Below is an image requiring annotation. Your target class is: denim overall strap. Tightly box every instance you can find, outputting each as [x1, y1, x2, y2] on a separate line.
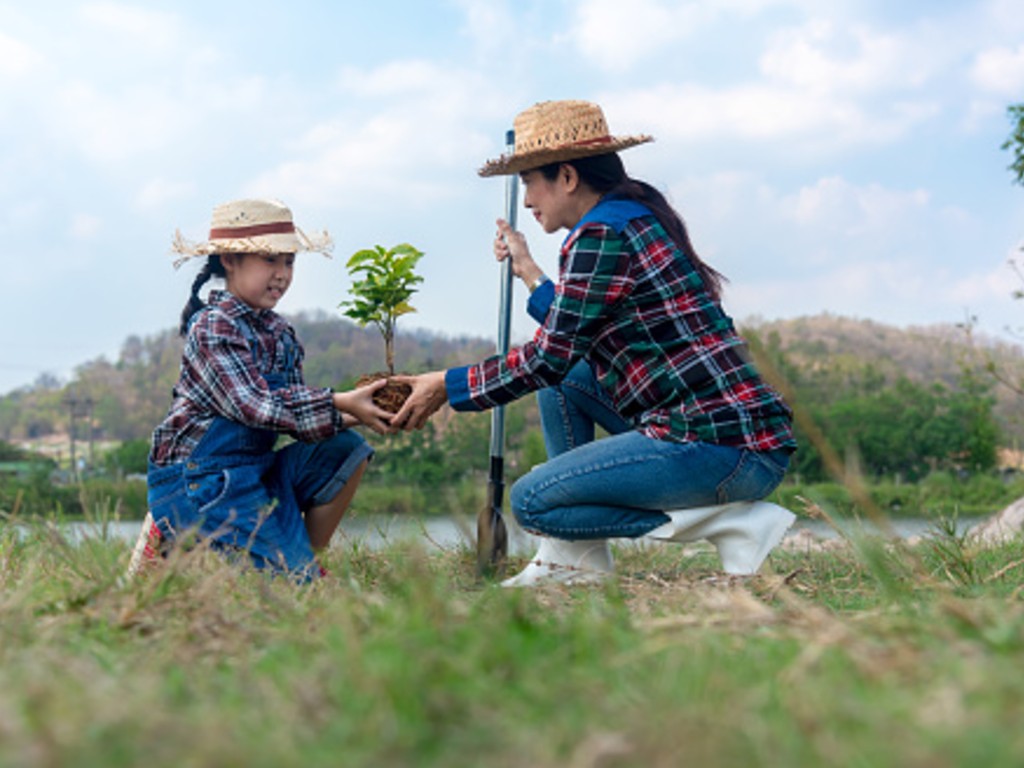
[195, 315, 280, 458]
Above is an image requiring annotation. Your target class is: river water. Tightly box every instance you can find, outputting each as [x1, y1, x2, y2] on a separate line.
[39, 513, 982, 555]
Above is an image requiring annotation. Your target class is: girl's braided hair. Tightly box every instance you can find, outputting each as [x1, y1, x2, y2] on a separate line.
[179, 255, 227, 336]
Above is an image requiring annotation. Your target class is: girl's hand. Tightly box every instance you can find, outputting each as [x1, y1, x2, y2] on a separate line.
[389, 371, 447, 431]
[333, 379, 394, 435]
[494, 218, 543, 287]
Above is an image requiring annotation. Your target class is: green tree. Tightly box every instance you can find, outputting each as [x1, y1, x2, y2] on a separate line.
[944, 370, 1000, 473]
[1002, 102, 1024, 311]
[822, 375, 999, 481]
[103, 438, 151, 477]
[1003, 102, 1024, 186]
[0, 440, 29, 461]
[339, 243, 424, 375]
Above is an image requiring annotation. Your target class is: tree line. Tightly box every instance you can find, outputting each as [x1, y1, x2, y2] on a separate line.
[0, 310, 1015, 488]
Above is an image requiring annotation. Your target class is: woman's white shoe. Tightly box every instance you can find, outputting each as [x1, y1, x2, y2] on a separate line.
[646, 501, 795, 575]
[500, 537, 614, 587]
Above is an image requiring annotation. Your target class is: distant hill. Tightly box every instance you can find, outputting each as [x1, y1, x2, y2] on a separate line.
[2, 312, 1022, 446]
[744, 314, 994, 383]
[741, 313, 1024, 441]
[0, 311, 495, 446]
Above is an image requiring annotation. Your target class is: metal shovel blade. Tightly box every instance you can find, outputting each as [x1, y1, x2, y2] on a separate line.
[476, 495, 508, 577]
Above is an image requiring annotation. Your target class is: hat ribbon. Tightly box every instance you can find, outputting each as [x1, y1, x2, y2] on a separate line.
[209, 221, 295, 239]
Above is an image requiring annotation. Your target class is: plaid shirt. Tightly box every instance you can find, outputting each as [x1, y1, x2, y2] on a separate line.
[150, 290, 344, 465]
[446, 197, 795, 452]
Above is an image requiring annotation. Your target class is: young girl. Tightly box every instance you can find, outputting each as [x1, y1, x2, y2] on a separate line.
[147, 198, 393, 580]
[394, 100, 797, 586]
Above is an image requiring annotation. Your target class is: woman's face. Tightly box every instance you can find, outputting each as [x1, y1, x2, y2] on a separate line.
[521, 168, 577, 233]
[222, 252, 295, 310]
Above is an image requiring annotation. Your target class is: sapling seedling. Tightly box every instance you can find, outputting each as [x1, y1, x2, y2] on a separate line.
[339, 243, 425, 412]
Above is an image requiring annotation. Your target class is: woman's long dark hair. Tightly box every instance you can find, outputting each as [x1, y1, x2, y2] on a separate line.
[536, 153, 725, 302]
[179, 254, 226, 336]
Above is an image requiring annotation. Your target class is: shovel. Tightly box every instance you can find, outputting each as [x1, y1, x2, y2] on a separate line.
[477, 128, 517, 577]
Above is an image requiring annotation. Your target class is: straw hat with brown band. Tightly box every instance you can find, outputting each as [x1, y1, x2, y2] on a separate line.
[478, 100, 653, 178]
[170, 198, 333, 268]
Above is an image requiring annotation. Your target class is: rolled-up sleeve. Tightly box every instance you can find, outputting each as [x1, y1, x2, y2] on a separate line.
[526, 279, 555, 324]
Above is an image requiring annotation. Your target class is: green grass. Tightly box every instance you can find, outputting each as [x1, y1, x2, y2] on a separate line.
[6, 471, 1024, 523]
[1, 514, 1024, 767]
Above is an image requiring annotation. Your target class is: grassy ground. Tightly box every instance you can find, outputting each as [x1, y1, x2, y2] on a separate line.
[1, 513, 1023, 767]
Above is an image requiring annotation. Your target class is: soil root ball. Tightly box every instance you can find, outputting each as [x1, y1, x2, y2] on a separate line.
[356, 373, 412, 414]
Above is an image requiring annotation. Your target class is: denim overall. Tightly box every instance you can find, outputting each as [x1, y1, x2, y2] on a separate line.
[147, 316, 371, 580]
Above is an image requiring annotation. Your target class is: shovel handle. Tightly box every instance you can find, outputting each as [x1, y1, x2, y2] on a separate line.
[479, 129, 518, 576]
[489, 129, 519, 460]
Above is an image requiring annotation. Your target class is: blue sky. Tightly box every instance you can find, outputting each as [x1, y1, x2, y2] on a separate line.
[1, 0, 1023, 395]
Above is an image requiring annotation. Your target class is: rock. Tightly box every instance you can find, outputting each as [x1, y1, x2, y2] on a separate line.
[778, 528, 847, 554]
[967, 496, 1024, 546]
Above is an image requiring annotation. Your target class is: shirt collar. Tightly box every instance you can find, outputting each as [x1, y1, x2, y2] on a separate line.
[208, 289, 283, 331]
[562, 193, 654, 247]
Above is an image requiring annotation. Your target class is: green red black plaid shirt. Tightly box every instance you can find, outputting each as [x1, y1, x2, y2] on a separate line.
[445, 196, 796, 452]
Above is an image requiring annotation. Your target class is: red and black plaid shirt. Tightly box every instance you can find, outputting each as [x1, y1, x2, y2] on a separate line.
[150, 290, 344, 465]
[445, 197, 795, 452]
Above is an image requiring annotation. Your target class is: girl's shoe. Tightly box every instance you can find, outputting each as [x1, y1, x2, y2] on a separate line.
[646, 501, 795, 574]
[500, 536, 614, 587]
[125, 512, 165, 580]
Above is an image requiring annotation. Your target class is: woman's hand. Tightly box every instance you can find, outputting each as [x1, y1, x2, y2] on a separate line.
[390, 371, 448, 431]
[494, 218, 544, 287]
[333, 379, 394, 435]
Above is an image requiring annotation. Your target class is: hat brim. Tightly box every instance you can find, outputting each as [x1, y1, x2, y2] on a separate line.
[171, 227, 333, 268]
[478, 134, 653, 177]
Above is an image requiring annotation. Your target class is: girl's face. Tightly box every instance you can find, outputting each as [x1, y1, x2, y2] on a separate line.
[521, 168, 577, 233]
[222, 252, 295, 310]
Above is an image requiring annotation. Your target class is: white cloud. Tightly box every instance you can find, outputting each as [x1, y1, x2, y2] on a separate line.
[7, 199, 44, 227]
[0, 30, 42, 78]
[961, 99, 1004, 132]
[760, 21, 932, 93]
[71, 213, 101, 240]
[52, 81, 197, 163]
[714, 0, 815, 14]
[665, 170, 981, 327]
[137, 178, 195, 209]
[250, 61, 503, 209]
[48, 70, 271, 165]
[984, 0, 1024, 38]
[571, 0, 698, 72]
[971, 44, 1024, 95]
[11, 5, 264, 167]
[727, 256, 977, 330]
[782, 176, 931, 235]
[249, 114, 456, 208]
[948, 256, 1021, 306]
[602, 83, 936, 149]
[79, 3, 182, 53]
[337, 60, 451, 98]
[451, 0, 520, 55]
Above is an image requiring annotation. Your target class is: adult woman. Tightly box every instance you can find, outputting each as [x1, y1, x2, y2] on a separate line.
[393, 100, 797, 586]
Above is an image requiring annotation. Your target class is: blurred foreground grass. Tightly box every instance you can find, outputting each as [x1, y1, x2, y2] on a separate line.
[1, 514, 1023, 767]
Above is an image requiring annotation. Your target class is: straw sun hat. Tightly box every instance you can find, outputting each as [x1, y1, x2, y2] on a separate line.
[171, 198, 333, 268]
[478, 100, 653, 177]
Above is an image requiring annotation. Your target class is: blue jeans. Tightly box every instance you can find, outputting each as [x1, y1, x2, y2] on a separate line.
[510, 361, 790, 540]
